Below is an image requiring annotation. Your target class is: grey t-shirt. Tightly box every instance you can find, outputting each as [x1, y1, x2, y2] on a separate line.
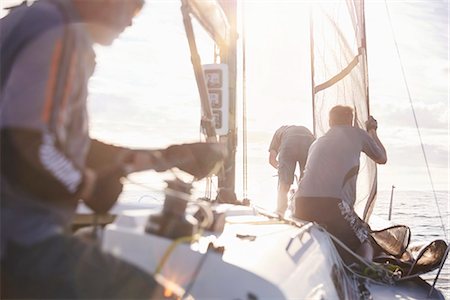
[268, 125, 314, 154]
[297, 125, 384, 206]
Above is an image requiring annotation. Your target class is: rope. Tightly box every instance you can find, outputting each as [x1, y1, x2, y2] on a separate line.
[308, 224, 363, 297]
[182, 244, 211, 298]
[154, 234, 201, 275]
[383, 1, 448, 242]
[125, 175, 216, 203]
[197, 121, 214, 200]
[322, 226, 399, 285]
[241, 0, 248, 201]
[226, 219, 287, 225]
[123, 177, 163, 193]
[204, 177, 212, 200]
[250, 209, 395, 286]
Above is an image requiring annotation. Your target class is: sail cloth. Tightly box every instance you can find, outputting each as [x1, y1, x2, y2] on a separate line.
[310, 0, 377, 221]
[183, 0, 231, 49]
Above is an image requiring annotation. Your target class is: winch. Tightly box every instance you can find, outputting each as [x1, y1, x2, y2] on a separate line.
[145, 178, 198, 239]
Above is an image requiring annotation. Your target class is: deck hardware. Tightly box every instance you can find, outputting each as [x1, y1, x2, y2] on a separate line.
[428, 244, 450, 297]
[285, 222, 314, 252]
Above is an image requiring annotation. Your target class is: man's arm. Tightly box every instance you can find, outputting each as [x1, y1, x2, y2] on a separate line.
[367, 129, 387, 164]
[0, 23, 94, 204]
[0, 128, 88, 201]
[364, 117, 387, 165]
[268, 126, 286, 169]
[269, 150, 279, 169]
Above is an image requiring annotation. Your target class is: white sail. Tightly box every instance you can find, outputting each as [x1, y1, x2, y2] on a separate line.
[310, 0, 377, 221]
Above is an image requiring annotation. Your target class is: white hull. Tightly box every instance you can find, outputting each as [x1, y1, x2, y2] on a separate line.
[101, 204, 444, 299]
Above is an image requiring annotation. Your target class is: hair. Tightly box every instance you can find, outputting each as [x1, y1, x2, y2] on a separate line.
[329, 105, 353, 126]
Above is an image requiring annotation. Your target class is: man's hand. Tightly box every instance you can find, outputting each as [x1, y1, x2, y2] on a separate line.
[365, 116, 387, 165]
[152, 142, 226, 179]
[80, 142, 226, 213]
[119, 150, 156, 174]
[365, 116, 378, 131]
[115, 142, 227, 179]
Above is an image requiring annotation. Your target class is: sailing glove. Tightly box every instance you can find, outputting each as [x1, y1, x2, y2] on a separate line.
[152, 142, 226, 180]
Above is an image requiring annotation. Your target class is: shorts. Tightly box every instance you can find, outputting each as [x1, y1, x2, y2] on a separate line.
[278, 140, 311, 185]
[294, 196, 369, 252]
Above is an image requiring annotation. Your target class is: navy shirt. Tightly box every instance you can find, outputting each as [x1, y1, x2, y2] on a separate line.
[0, 0, 95, 257]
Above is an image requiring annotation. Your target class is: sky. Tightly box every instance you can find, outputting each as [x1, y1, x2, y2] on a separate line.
[1, 0, 448, 204]
[363, 1, 448, 192]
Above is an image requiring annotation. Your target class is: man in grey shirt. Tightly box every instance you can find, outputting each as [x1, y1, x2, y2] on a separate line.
[269, 125, 315, 215]
[294, 105, 387, 262]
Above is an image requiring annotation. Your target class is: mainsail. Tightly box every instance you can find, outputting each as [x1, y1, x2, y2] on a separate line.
[310, 0, 377, 221]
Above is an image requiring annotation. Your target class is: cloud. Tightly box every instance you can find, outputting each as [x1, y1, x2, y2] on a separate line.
[373, 101, 448, 130]
[385, 143, 448, 168]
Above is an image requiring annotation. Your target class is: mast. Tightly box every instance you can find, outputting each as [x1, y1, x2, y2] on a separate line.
[361, 0, 371, 116]
[180, 0, 237, 195]
[359, 0, 378, 221]
[217, 0, 238, 193]
[181, 1, 218, 141]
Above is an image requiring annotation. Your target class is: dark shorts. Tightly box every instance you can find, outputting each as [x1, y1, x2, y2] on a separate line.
[294, 196, 369, 252]
[1, 234, 161, 299]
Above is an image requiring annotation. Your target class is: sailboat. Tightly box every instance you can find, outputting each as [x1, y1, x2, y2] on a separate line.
[88, 0, 449, 298]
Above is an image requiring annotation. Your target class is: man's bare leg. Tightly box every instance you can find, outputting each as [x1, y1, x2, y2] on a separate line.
[277, 182, 290, 216]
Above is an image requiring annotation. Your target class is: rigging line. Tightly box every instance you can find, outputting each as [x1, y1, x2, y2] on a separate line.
[241, 0, 248, 200]
[203, 177, 210, 199]
[123, 177, 162, 193]
[154, 234, 201, 275]
[309, 3, 317, 137]
[323, 227, 398, 285]
[182, 244, 210, 298]
[384, 1, 448, 242]
[359, 0, 371, 117]
[361, 0, 379, 222]
[198, 118, 213, 199]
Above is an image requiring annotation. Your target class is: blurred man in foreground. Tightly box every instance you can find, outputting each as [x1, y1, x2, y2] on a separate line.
[0, 0, 224, 298]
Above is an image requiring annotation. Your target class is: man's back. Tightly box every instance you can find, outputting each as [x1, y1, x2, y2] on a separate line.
[298, 125, 384, 205]
[269, 125, 314, 153]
